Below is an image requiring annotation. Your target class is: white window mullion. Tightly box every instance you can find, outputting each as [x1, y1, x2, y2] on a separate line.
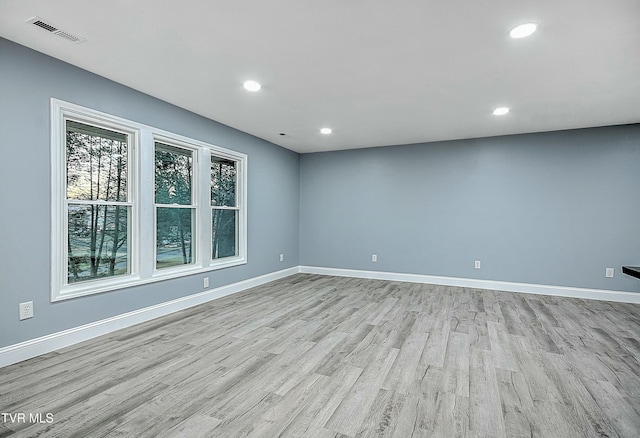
[137, 129, 155, 279]
[239, 154, 248, 262]
[193, 149, 200, 268]
[199, 148, 213, 267]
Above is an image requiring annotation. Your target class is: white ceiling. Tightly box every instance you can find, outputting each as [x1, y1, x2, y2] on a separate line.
[1, 0, 639, 153]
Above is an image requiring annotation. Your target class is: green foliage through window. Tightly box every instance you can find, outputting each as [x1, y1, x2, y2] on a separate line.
[156, 207, 193, 269]
[211, 157, 236, 206]
[54, 101, 248, 300]
[155, 143, 192, 205]
[68, 205, 129, 282]
[155, 143, 195, 269]
[213, 209, 237, 259]
[65, 120, 130, 283]
[211, 156, 238, 259]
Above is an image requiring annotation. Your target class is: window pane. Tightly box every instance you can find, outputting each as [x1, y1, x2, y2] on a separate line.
[68, 204, 129, 283]
[156, 207, 194, 269]
[212, 209, 237, 259]
[211, 157, 236, 207]
[155, 143, 193, 205]
[66, 121, 128, 202]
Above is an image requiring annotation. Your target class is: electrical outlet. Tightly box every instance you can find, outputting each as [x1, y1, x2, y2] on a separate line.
[475, 260, 481, 269]
[19, 301, 33, 320]
[203, 277, 209, 288]
[280, 253, 284, 262]
[372, 254, 377, 263]
[605, 268, 614, 278]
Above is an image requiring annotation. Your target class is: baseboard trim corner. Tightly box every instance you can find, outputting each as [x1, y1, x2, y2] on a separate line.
[299, 265, 640, 304]
[0, 267, 299, 369]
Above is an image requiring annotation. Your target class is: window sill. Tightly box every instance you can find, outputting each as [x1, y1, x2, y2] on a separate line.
[52, 258, 247, 302]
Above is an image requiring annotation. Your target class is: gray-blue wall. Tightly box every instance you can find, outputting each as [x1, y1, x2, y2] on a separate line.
[300, 126, 640, 293]
[0, 38, 300, 348]
[2, 36, 639, 350]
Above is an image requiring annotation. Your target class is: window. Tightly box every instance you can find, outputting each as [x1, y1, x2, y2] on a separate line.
[52, 99, 247, 301]
[211, 156, 238, 259]
[52, 102, 140, 301]
[210, 151, 247, 269]
[66, 121, 132, 283]
[155, 142, 196, 270]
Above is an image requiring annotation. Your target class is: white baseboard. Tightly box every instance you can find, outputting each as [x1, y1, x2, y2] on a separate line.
[0, 267, 299, 369]
[3, 265, 639, 369]
[299, 266, 640, 304]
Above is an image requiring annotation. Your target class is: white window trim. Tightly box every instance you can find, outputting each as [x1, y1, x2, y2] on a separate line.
[51, 99, 247, 302]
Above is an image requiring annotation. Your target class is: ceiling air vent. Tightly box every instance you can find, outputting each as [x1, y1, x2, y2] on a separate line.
[26, 16, 86, 44]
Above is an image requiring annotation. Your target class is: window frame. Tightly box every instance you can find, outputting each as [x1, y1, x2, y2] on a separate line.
[209, 149, 247, 270]
[51, 99, 247, 302]
[51, 100, 141, 301]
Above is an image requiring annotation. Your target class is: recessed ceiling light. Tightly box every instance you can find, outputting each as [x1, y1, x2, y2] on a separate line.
[320, 128, 332, 135]
[243, 80, 261, 92]
[510, 22, 538, 39]
[493, 107, 510, 116]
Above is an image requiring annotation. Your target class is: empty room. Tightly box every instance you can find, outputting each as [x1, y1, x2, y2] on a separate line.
[1, 1, 639, 437]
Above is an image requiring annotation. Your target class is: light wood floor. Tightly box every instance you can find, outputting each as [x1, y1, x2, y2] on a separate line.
[1, 274, 639, 437]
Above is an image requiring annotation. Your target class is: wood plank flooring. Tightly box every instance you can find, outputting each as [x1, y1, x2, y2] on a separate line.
[1, 274, 639, 437]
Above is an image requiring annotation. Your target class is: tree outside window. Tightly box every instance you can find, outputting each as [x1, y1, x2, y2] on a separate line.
[155, 143, 195, 269]
[211, 156, 238, 259]
[53, 100, 247, 301]
[65, 121, 130, 283]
